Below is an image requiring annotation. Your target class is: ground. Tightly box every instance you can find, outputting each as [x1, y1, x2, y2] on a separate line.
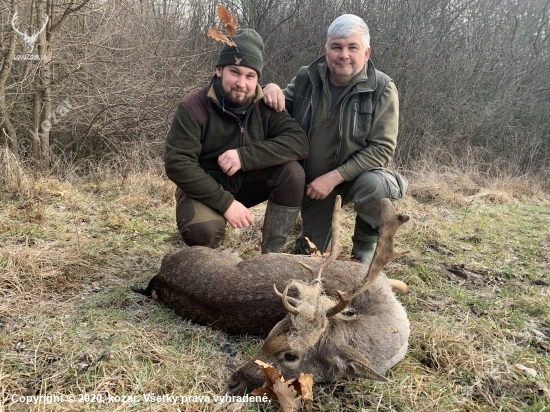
[0, 158, 549, 411]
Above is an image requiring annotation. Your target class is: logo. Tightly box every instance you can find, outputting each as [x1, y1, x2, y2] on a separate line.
[11, 11, 49, 54]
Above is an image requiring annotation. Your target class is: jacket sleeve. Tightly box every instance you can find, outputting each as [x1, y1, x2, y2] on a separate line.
[164, 102, 234, 214]
[337, 81, 399, 181]
[236, 105, 309, 171]
[282, 76, 297, 115]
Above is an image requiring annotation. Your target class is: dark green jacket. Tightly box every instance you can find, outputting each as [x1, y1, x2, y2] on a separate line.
[165, 78, 309, 214]
[283, 57, 398, 182]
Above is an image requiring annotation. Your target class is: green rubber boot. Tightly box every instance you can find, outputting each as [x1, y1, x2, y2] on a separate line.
[351, 216, 378, 265]
[261, 202, 300, 254]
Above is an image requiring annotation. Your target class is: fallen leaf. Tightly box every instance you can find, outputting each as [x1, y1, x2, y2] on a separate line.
[251, 386, 276, 399]
[255, 360, 282, 387]
[253, 362, 314, 411]
[273, 378, 300, 412]
[296, 373, 314, 401]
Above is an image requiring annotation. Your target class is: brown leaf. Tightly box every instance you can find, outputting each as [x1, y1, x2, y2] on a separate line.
[251, 386, 276, 399]
[297, 373, 314, 401]
[207, 27, 237, 47]
[217, 5, 239, 36]
[255, 360, 282, 387]
[273, 378, 300, 412]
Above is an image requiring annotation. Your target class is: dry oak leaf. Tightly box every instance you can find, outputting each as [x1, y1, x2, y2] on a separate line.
[207, 27, 237, 47]
[253, 360, 314, 411]
[293, 373, 313, 402]
[273, 378, 300, 412]
[217, 5, 238, 36]
[255, 360, 283, 386]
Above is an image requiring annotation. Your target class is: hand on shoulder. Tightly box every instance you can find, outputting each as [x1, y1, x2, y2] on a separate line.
[262, 83, 286, 112]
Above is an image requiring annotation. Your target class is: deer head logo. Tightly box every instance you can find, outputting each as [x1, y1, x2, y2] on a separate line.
[11, 12, 49, 54]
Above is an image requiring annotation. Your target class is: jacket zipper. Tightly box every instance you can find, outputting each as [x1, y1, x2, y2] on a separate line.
[332, 90, 363, 170]
[211, 97, 256, 195]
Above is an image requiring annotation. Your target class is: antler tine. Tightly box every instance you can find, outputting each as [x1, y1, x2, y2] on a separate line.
[273, 284, 300, 316]
[272, 284, 299, 307]
[315, 195, 343, 285]
[326, 198, 410, 317]
[11, 12, 27, 37]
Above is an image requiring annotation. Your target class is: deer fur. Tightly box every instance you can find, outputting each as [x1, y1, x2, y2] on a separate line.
[134, 248, 392, 334]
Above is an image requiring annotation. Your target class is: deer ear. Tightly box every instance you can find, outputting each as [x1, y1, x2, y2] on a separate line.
[336, 343, 388, 382]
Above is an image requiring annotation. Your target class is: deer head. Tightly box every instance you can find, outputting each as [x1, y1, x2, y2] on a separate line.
[228, 196, 410, 395]
[11, 12, 49, 54]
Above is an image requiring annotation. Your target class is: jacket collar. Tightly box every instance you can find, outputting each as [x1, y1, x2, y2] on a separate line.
[309, 56, 377, 93]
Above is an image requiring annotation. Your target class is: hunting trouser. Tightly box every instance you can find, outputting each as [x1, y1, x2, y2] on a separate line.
[297, 168, 408, 253]
[175, 161, 304, 247]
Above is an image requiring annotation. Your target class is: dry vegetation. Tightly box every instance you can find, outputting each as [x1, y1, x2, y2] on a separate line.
[1, 148, 549, 412]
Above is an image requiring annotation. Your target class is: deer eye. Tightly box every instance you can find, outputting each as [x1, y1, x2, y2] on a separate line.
[284, 353, 298, 362]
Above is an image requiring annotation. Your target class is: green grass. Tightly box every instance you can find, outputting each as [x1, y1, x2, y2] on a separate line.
[0, 168, 549, 411]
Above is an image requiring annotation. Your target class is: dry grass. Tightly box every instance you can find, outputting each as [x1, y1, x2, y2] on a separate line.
[1, 153, 549, 411]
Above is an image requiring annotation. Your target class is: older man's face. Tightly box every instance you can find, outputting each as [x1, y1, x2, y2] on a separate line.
[325, 32, 371, 86]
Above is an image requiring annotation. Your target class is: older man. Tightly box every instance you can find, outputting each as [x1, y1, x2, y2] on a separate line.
[263, 14, 407, 264]
[165, 29, 309, 253]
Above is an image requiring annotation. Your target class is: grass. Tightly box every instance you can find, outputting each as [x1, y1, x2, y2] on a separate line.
[0, 149, 549, 411]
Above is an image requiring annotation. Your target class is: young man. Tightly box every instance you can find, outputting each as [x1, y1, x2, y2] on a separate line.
[263, 14, 408, 264]
[165, 29, 309, 253]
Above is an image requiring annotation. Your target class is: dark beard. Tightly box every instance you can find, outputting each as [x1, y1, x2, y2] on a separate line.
[223, 88, 254, 108]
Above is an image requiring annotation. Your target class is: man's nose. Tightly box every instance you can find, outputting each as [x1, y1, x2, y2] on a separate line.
[339, 48, 350, 59]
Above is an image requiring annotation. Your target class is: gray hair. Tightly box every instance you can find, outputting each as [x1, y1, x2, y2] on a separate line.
[326, 14, 370, 49]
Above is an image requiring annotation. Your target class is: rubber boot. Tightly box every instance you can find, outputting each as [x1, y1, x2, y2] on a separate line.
[351, 216, 378, 265]
[261, 202, 300, 254]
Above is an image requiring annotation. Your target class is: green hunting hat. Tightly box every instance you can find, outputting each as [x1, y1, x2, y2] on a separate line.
[216, 29, 264, 77]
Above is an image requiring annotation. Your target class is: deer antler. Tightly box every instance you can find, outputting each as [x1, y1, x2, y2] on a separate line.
[11, 12, 27, 38]
[326, 199, 410, 317]
[274, 196, 343, 315]
[272, 284, 299, 315]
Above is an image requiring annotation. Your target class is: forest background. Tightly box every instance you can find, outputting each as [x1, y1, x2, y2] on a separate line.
[0, 0, 549, 182]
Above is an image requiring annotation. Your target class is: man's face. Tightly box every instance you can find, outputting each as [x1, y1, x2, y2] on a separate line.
[215, 65, 258, 107]
[325, 32, 371, 86]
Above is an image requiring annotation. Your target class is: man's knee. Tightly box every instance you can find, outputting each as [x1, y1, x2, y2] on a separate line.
[353, 168, 407, 201]
[350, 169, 408, 228]
[269, 161, 305, 207]
[180, 220, 226, 248]
[175, 192, 226, 247]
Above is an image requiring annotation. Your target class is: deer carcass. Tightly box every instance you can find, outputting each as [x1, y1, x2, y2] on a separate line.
[227, 197, 410, 394]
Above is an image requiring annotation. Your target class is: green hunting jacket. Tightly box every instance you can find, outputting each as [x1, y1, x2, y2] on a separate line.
[283, 56, 398, 183]
[165, 78, 309, 215]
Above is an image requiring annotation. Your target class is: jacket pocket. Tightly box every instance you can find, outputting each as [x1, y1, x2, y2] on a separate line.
[351, 100, 373, 141]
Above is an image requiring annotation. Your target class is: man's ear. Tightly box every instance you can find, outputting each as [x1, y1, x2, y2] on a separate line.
[335, 343, 388, 382]
[364, 47, 371, 62]
[215, 66, 223, 77]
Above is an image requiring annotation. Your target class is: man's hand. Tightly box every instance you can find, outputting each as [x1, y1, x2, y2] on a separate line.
[306, 169, 345, 200]
[263, 83, 286, 112]
[223, 200, 254, 229]
[218, 149, 242, 176]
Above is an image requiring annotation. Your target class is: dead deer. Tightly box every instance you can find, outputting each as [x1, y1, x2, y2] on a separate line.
[227, 196, 410, 394]
[133, 208, 407, 335]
